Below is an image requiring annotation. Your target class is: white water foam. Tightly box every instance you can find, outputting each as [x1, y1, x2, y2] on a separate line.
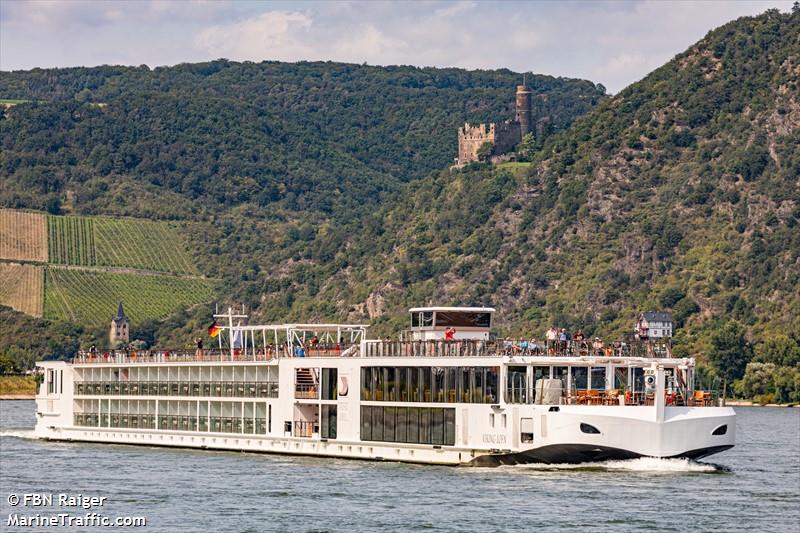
[0, 429, 38, 440]
[512, 457, 721, 473]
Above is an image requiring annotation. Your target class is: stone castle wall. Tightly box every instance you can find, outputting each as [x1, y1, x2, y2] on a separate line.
[457, 121, 521, 165]
[456, 83, 532, 166]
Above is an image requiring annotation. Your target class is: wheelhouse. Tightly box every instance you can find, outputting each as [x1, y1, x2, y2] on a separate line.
[407, 307, 495, 341]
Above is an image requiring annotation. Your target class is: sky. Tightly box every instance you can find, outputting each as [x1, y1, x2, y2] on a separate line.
[0, 0, 793, 93]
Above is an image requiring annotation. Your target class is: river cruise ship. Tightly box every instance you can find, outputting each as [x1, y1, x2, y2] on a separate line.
[35, 307, 735, 465]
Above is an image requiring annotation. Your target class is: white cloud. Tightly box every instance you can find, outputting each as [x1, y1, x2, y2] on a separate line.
[194, 11, 314, 62]
[331, 24, 408, 63]
[2, 0, 795, 91]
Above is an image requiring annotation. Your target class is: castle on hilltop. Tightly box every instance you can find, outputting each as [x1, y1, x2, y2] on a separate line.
[456, 81, 536, 166]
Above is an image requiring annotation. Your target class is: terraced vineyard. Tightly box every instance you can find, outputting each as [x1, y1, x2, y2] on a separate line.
[44, 267, 216, 325]
[93, 217, 198, 274]
[47, 214, 198, 274]
[0, 263, 44, 317]
[47, 215, 96, 265]
[0, 209, 47, 262]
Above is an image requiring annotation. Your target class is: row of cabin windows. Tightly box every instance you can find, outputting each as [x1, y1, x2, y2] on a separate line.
[361, 366, 499, 403]
[75, 381, 279, 398]
[361, 406, 455, 446]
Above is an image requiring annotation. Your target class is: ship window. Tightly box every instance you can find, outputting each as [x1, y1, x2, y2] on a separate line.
[268, 405, 272, 433]
[395, 407, 408, 443]
[47, 370, 54, 394]
[322, 368, 337, 400]
[361, 366, 499, 404]
[712, 424, 727, 436]
[359, 406, 456, 446]
[321, 405, 337, 439]
[434, 312, 491, 328]
[580, 423, 601, 434]
[590, 367, 607, 391]
[572, 367, 588, 390]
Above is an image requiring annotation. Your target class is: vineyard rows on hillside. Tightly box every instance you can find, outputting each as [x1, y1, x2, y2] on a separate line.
[0, 209, 47, 262]
[47, 215, 96, 265]
[93, 217, 198, 274]
[44, 267, 215, 325]
[0, 263, 44, 317]
[44, 213, 199, 274]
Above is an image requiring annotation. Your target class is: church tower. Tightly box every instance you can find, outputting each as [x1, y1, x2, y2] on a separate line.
[110, 302, 129, 346]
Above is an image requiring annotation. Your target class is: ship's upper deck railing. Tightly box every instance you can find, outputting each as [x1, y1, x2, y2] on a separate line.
[360, 339, 671, 358]
[73, 339, 671, 364]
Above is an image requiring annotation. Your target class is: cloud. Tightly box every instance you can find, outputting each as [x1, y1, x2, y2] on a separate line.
[194, 11, 314, 62]
[2, 0, 795, 91]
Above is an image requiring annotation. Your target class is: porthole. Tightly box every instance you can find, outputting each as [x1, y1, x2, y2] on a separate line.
[712, 424, 727, 435]
[580, 423, 601, 434]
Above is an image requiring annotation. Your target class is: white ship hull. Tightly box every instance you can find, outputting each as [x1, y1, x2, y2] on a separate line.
[34, 349, 735, 466]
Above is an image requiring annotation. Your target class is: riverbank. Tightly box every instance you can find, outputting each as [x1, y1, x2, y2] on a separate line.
[726, 400, 799, 407]
[0, 376, 36, 399]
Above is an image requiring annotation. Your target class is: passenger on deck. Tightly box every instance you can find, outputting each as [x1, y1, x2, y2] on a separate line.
[558, 329, 569, 353]
[592, 337, 603, 355]
[294, 343, 306, 358]
[444, 327, 455, 341]
[545, 327, 557, 353]
[503, 338, 513, 353]
[519, 338, 528, 354]
[195, 338, 203, 360]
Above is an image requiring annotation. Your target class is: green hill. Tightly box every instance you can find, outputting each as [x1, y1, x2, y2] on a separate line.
[0, 9, 798, 401]
[0, 62, 604, 221]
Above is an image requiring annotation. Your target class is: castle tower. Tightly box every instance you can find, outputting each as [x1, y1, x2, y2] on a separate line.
[109, 301, 129, 346]
[515, 80, 532, 138]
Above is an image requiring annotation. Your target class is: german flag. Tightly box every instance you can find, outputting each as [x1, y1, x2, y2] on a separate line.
[207, 320, 221, 338]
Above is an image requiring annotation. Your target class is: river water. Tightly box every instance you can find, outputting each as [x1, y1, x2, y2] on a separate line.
[1, 401, 798, 532]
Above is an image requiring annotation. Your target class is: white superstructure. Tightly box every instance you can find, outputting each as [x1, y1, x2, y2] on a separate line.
[35, 308, 734, 465]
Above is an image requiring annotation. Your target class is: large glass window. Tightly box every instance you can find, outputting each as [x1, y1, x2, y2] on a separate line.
[361, 406, 454, 446]
[434, 312, 491, 328]
[590, 367, 607, 390]
[322, 368, 338, 400]
[361, 366, 500, 403]
[572, 367, 588, 390]
[412, 312, 434, 328]
[321, 405, 337, 439]
[613, 367, 628, 391]
[506, 366, 527, 404]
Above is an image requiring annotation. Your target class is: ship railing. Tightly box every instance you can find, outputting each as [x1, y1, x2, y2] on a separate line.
[505, 387, 723, 407]
[72, 339, 672, 362]
[359, 339, 672, 358]
[294, 384, 319, 400]
[293, 421, 316, 438]
[73, 349, 280, 364]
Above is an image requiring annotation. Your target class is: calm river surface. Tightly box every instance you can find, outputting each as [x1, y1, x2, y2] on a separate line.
[1, 401, 798, 532]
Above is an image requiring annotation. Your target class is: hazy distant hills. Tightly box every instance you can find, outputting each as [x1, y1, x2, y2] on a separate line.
[0, 9, 798, 380]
